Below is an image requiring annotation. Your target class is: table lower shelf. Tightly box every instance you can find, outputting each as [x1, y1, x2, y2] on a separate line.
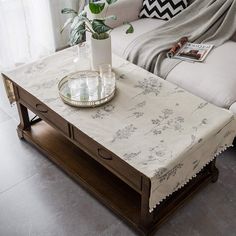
[20, 121, 142, 231]
[18, 120, 219, 236]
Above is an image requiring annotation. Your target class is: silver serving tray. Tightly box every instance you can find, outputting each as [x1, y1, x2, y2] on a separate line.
[58, 71, 116, 108]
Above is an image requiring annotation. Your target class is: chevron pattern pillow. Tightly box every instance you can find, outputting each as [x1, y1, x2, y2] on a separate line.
[139, 0, 188, 20]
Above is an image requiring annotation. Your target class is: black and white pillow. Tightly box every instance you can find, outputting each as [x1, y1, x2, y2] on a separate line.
[139, 0, 188, 20]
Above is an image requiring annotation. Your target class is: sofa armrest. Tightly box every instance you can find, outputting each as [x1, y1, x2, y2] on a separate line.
[85, 0, 143, 28]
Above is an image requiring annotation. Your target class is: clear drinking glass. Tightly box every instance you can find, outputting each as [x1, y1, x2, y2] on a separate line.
[102, 71, 116, 93]
[99, 64, 115, 91]
[73, 43, 91, 71]
[99, 64, 112, 77]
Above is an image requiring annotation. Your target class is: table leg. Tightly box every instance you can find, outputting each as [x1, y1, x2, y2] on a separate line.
[209, 159, 219, 183]
[13, 84, 31, 139]
[140, 177, 154, 235]
[16, 102, 31, 139]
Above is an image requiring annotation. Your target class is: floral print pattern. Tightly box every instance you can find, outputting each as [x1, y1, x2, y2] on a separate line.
[112, 124, 137, 143]
[129, 101, 146, 111]
[155, 163, 184, 183]
[127, 111, 144, 119]
[147, 109, 185, 135]
[148, 145, 171, 163]
[134, 77, 163, 97]
[123, 151, 141, 161]
[92, 104, 115, 119]
[5, 45, 236, 213]
[25, 61, 46, 74]
[192, 160, 200, 170]
[116, 74, 126, 81]
[193, 102, 209, 113]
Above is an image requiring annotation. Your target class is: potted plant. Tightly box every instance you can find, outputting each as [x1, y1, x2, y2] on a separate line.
[61, 0, 133, 70]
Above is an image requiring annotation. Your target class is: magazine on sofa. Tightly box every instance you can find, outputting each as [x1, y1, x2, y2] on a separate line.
[167, 37, 214, 62]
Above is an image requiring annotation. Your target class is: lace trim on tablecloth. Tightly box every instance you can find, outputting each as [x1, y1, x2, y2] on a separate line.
[149, 144, 233, 213]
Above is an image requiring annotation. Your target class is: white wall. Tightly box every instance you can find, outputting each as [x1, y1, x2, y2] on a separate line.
[49, 0, 80, 50]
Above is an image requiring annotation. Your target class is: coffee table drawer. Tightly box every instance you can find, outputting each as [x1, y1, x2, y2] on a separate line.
[18, 87, 69, 136]
[73, 127, 142, 192]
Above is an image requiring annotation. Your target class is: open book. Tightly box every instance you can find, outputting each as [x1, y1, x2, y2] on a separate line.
[167, 37, 214, 62]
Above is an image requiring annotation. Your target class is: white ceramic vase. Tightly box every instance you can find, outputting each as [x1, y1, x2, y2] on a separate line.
[91, 36, 112, 71]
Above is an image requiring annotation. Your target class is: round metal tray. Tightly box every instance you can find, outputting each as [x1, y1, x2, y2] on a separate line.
[58, 71, 116, 108]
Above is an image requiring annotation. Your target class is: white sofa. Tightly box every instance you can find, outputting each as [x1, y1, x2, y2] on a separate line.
[102, 0, 236, 113]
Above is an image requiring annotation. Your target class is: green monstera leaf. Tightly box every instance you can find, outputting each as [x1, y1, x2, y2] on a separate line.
[61, 8, 78, 15]
[70, 23, 86, 45]
[124, 22, 134, 34]
[92, 32, 109, 40]
[92, 19, 111, 34]
[61, 0, 134, 45]
[106, 0, 118, 5]
[60, 17, 73, 33]
[89, 2, 105, 14]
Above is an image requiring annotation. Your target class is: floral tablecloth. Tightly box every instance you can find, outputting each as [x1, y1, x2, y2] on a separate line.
[3, 46, 236, 212]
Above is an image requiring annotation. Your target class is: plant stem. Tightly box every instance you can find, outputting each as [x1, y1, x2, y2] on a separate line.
[86, 26, 93, 33]
[85, 21, 95, 34]
[105, 3, 109, 18]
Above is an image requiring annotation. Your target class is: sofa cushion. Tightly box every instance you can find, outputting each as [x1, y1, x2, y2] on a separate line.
[167, 41, 236, 109]
[85, 0, 143, 29]
[111, 18, 165, 57]
[139, 0, 188, 20]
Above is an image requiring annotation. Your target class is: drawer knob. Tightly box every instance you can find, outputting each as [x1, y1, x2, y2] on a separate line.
[98, 148, 113, 160]
[35, 103, 48, 113]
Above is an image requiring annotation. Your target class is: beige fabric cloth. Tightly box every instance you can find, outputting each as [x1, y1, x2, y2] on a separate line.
[3, 46, 236, 211]
[2, 75, 15, 104]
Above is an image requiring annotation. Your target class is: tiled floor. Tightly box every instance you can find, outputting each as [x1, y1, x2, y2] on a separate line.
[0, 78, 236, 236]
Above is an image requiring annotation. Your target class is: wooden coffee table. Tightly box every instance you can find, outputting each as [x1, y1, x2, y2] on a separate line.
[2, 47, 236, 235]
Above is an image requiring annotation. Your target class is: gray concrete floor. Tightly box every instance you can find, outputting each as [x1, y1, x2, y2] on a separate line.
[0, 78, 236, 236]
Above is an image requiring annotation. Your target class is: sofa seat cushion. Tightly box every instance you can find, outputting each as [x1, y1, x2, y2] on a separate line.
[111, 18, 165, 57]
[166, 41, 236, 109]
